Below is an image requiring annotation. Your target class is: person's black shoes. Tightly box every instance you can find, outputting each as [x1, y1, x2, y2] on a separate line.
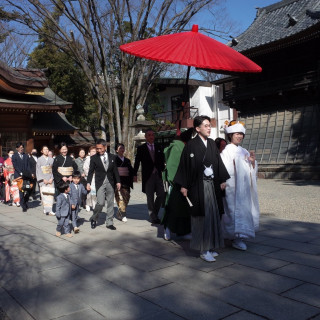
[22, 207, 27, 212]
[106, 225, 116, 230]
[91, 220, 97, 229]
[151, 218, 161, 224]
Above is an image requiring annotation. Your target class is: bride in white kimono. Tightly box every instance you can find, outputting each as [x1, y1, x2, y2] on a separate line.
[221, 121, 260, 251]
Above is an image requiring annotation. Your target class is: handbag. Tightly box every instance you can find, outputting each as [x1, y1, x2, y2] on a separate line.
[14, 177, 33, 192]
[42, 184, 55, 196]
[22, 180, 33, 192]
[13, 177, 23, 191]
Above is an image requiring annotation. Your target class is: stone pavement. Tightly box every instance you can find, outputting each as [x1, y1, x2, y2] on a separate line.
[0, 181, 320, 320]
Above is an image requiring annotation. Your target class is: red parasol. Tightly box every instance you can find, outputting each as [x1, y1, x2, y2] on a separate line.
[120, 25, 262, 133]
[120, 24, 262, 75]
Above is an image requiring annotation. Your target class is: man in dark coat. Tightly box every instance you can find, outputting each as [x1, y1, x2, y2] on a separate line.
[12, 142, 33, 212]
[29, 148, 38, 201]
[133, 129, 165, 224]
[87, 139, 121, 230]
[174, 116, 230, 262]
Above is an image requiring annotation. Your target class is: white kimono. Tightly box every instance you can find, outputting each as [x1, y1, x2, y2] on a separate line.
[36, 155, 55, 213]
[221, 144, 260, 239]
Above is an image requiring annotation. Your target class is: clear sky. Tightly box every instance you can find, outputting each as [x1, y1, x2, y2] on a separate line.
[224, 0, 279, 33]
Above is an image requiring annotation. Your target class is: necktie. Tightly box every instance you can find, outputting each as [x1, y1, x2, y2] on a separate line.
[103, 155, 107, 165]
[20, 153, 23, 159]
[149, 144, 155, 162]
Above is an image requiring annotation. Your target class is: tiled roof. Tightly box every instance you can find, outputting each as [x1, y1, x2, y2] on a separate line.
[230, 0, 320, 53]
[32, 112, 77, 134]
[0, 88, 72, 111]
[53, 131, 102, 147]
[0, 60, 48, 93]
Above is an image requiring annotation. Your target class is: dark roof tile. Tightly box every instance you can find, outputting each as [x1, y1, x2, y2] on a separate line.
[231, 0, 320, 52]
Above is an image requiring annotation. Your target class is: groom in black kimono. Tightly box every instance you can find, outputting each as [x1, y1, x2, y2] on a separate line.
[174, 115, 230, 262]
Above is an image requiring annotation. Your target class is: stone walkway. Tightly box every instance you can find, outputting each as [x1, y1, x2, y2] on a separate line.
[0, 181, 320, 320]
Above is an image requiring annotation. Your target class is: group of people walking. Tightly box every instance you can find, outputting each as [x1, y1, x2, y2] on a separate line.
[0, 115, 259, 262]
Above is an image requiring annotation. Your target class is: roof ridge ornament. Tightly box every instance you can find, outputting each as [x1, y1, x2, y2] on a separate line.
[287, 13, 298, 26]
[229, 36, 239, 46]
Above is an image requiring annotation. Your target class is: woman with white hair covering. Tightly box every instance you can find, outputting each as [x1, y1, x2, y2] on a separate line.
[220, 120, 260, 251]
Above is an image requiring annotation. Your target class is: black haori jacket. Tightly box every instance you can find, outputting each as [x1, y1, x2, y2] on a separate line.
[174, 135, 230, 217]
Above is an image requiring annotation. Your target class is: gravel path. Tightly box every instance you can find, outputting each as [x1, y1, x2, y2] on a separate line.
[257, 179, 320, 223]
[130, 180, 320, 224]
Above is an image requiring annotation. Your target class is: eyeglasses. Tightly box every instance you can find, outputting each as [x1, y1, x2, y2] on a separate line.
[229, 120, 245, 127]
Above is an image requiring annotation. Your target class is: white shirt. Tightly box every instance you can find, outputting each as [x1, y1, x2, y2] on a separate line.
[199, 136, 207, 147]
[100, 152, 108, 166]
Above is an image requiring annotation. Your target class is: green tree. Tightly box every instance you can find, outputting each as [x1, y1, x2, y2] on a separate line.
[26, 3, 96, 131]
[28, 43, 97, 131]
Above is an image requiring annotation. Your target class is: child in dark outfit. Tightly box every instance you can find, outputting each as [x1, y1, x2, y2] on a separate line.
[69, 171, 87, 233]
[55, 181, 73, 238]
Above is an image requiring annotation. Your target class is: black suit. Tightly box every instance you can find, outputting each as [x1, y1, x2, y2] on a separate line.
[87, 153, 120, 191]
[133, 143, 165, 193]
[87, 152, 120, 226]
[12, 152, 31, 210]
[133, 143, 165, 221]
[29, 156, 37, 199]
[29, 156, 37, 176]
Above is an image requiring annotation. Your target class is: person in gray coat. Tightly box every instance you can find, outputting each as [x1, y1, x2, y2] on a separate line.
[55, 182, 73, 238]
[69, 171, 87, 233]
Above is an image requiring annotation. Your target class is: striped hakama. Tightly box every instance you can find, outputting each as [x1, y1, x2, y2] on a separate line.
[190, 179, 224, 252]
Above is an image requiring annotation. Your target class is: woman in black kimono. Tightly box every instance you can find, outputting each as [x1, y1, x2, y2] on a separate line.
[52, 142, 77, 190]
[174, 115, 230, 262]
[115, 143, 134, 222]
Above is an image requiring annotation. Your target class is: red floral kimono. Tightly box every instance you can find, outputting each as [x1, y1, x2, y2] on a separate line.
[3, 157, 20, 204]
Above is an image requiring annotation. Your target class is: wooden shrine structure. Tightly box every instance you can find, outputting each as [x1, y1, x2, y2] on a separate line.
[0, 61, 77, 156]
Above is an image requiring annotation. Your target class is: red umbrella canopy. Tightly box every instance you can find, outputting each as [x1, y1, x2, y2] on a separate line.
[120, 25, 262, 73]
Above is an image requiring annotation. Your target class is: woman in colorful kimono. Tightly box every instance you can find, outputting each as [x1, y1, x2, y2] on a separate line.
[0, 156, 5, 203]
[3, 150, 20, 206]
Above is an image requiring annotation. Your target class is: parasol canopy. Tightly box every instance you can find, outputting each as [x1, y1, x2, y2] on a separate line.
[120, 24, 262, 74]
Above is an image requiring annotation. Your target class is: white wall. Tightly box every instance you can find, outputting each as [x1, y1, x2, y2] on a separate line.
[190, 86, 214, 119]
[150, 82, 233, 140]
[190, 85, 233, 140]
[215, 85, 234, 140]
